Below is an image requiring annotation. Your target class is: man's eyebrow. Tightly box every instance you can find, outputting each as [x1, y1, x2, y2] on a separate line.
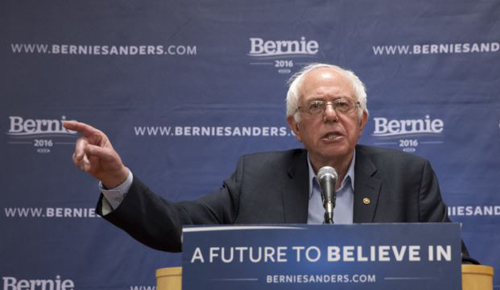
[305, 96, 350, 102]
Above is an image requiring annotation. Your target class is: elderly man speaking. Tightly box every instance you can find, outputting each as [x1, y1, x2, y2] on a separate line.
[64, 63, 472, 260]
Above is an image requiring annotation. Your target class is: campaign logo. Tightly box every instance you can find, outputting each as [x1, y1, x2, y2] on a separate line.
[6, 116, 77, 154]
[2, 275, 74, 290]
[248, 36, 320, 74]
[371, 115, 444, 152]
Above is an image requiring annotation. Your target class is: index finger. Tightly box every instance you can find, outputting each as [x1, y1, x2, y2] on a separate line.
[63, 121, 103, 138]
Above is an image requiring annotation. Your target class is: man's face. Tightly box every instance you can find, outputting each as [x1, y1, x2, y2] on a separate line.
[287, 68, 368, 169]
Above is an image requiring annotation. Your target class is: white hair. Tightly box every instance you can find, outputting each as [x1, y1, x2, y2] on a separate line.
[286, 63, 369, 122]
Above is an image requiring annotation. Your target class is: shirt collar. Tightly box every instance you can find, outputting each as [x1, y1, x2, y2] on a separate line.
[307, 149, 356, 199]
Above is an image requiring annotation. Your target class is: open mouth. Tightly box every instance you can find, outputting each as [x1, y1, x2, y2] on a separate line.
[322, 132, 343, 140]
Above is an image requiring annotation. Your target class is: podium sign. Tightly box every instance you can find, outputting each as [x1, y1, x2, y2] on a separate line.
[182, 223, 461, 290]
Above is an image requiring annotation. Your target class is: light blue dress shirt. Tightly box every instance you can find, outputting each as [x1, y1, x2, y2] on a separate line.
[307, 152, 355, 224]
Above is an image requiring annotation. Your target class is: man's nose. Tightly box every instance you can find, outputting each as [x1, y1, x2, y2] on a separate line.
[323, 103, 339, 122]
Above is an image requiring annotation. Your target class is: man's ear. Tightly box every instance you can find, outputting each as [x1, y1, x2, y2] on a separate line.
[358, 111, 368, 135]
[287, 115, 302, 142]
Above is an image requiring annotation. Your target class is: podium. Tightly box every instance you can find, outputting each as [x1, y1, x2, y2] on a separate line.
[156, 265, 494, 290]
[157, 224, 493, 290]
[156, 267, 182, 290]
[462, 265, 494, 290]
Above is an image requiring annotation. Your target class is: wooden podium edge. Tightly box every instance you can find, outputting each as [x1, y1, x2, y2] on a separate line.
[462, 265, 494, 276]
[156, 267, 182, 277]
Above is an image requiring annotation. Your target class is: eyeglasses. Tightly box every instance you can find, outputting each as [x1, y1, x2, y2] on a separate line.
[296, 97, 360, 116]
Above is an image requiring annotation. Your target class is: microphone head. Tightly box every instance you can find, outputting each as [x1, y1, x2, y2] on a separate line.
[318, 166, 338, 181]
[318, 166, 338, 224]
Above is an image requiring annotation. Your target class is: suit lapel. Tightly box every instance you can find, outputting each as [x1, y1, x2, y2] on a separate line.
[353, 146, 382, 223]
[283, 150, 309, 223]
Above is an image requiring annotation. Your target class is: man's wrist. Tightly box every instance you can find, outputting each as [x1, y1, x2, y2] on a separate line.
[100, 169, 134, 211]
[101, 166, 130, 189]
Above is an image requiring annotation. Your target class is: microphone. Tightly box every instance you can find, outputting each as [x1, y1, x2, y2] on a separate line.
[317, 166, 338, 224]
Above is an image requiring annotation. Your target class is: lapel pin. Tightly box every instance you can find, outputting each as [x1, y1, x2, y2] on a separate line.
[363, 198, 371, 205]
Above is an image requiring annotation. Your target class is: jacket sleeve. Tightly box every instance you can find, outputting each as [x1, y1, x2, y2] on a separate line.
[418, 160, 479, 264]
[418, 160, 450, 223]
[95, 157, 246, 252]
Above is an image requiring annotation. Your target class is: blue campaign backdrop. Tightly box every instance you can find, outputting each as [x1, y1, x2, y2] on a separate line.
[1, 0, 499, 289]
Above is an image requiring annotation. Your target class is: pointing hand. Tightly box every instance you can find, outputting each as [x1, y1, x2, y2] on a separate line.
[63, 121, 129, 188]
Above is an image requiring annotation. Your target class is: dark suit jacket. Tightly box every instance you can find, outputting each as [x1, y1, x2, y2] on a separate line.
[98, 145, 471, 260]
